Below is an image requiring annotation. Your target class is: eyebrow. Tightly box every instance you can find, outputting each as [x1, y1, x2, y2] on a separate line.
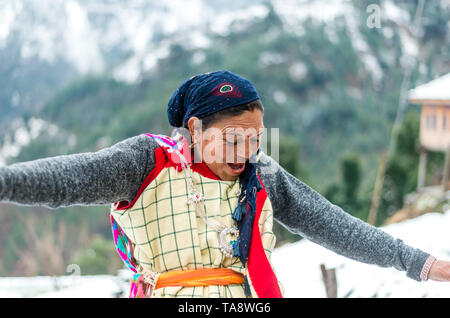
[250, 131, 264, 138]
[223, 129, 265, 139]
[227, 127, 264, 135]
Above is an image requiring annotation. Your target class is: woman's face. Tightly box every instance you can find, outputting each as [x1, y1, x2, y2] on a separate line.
[188, 108, 264, 181]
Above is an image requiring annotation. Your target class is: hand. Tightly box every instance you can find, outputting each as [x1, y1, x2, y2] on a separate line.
[428, 260, 450, 282]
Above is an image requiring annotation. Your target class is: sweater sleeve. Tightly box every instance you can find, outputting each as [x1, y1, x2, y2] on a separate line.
[257, 151, 431, 282]
[0, 134, 160, 209]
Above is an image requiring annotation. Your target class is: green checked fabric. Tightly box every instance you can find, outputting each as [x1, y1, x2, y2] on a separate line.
[110, 161, 277, 298]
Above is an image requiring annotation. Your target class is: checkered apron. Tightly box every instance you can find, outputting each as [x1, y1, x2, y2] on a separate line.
[110, 133, 280, 298]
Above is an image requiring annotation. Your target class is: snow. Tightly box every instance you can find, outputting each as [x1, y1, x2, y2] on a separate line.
[1, 210, 449, 297]
[408, 72, 450, 101]
[272, 209, 450, 298]
[0, 1, 17, 45]
[0, 275, 126, 298]
[65, 1, 104, 73]
[383, 0, 411, 25]
[0, 117, 60, 166]
[3, 0, 429, 86]
[0, 0, 270, 82]
[272, 0, 384, 84]
[0, 0, 394, 84]
[272, 0, 352, 25]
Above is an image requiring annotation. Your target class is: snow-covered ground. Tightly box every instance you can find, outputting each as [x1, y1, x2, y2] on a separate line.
[272, 209, 450, 298]
[0, 275, 126, 298]
[1, 210, 449, 298]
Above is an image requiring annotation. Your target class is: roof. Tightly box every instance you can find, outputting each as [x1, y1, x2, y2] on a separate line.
[408, 72, 450, 103]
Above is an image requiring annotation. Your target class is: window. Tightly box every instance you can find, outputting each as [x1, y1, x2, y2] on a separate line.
[426, 114, 437, 130]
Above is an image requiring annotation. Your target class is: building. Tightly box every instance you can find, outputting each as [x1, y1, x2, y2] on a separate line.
[408, 72, 450, 191]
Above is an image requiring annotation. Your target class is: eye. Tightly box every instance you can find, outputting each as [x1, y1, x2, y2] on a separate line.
[225, 137, 259, 146]
[224, 135, 244, 146]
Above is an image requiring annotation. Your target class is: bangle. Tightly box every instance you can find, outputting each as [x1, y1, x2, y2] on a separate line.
[420, 255, 437, 281]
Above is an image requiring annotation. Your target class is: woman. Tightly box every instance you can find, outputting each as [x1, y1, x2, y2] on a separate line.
[0, 70, 449, 298]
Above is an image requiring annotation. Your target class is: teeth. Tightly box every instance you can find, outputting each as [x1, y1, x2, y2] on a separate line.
[228, 163, 245, 173]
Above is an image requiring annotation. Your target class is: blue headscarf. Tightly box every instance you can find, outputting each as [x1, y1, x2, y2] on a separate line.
[167, 70, 261, 127]
[167, 70, 262, 296]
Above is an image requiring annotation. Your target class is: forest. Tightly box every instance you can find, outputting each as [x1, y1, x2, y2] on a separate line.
[0, 0, 448, 276]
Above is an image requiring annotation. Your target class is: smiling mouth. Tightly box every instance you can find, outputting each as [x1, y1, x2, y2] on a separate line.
[227, 162, 246, 174]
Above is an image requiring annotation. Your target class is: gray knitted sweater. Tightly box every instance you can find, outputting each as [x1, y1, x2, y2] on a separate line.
[0, 133, 431, 282]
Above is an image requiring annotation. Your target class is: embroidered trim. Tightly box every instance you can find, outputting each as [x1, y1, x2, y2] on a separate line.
[420, 255, 437, 281]
[110, 213, 137, 272]
[144, 133, 184, 152]
[211, 82, 243, 98]
[246, 174, 283, 298]
[142, 269, 161, 297]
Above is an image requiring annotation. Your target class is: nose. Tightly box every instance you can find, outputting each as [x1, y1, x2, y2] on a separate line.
[233, 141, 259, 163]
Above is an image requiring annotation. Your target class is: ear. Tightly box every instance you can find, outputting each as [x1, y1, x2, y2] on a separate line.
[187, 116, 202, 143]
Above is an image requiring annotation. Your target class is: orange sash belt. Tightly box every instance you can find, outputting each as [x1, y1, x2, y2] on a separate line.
[155, 268, 244, 289]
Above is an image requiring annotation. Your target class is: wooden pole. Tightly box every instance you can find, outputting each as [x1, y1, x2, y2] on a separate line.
[368, 150, 387, 226]
[442, 145, 450, 193]
[417, 147, 427, 191]
[320, 264, 337, 298]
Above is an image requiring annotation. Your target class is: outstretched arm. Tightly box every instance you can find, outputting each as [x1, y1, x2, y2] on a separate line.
[257, 152, 442, 282]
[0, 134, 159, 209]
